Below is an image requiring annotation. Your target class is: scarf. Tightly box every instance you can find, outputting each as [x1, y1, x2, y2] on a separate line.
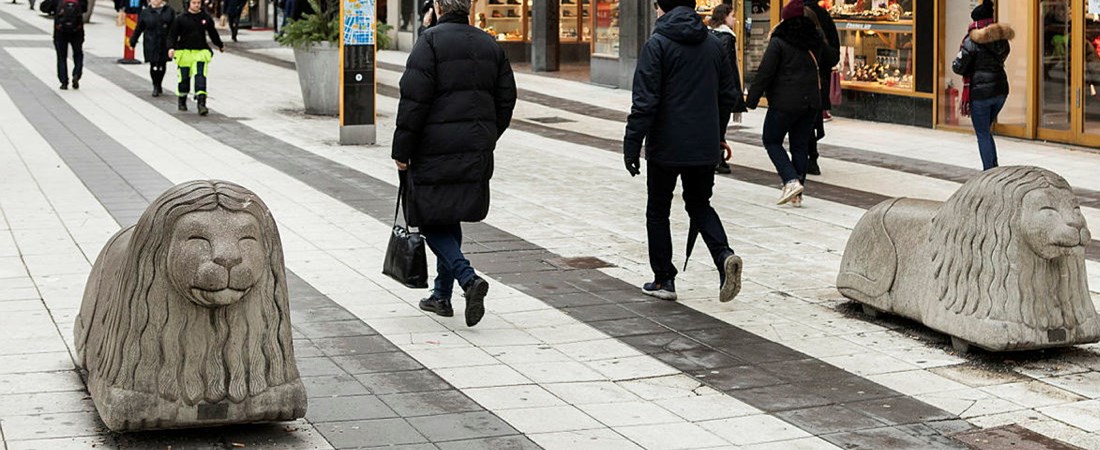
[960, 18, 995, 117]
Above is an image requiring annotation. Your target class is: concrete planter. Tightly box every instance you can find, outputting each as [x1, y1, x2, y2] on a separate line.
[292, 42, 339, 116]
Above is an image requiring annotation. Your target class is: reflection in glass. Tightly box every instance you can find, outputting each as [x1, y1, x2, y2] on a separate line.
[593, 0, 619, 56]
[1085, 9, 1100, 134]
[1041, 0, 1071, 130]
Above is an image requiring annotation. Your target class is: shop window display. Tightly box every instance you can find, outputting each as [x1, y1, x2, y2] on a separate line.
[831, 0, 917, 94]
[471, 0, 527, 41]
[592, 0, 619, 56]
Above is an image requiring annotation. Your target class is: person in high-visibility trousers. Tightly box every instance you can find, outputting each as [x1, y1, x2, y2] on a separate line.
[166, 0, 224, 115]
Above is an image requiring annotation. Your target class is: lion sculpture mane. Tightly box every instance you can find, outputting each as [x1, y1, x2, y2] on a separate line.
[837, 166, 1100, 352]
[75, 181, 306, 430]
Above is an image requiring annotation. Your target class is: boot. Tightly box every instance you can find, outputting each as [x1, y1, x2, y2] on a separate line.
[177, 95, 188, 111]
[196, 94, 209, 116]
[153, 85, 161, 97]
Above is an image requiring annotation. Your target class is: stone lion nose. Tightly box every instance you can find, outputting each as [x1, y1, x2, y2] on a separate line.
[212, 241, 243, 269]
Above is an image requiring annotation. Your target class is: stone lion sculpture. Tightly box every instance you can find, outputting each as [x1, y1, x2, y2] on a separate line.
[837, 166, 1100, 352]
[75, 181, 306, 431]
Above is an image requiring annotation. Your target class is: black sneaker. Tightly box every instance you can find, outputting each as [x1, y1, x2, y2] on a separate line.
[72, 78, 79, 90]
[715, 162, 732, 174]
[419, 295, 454, 317]
[719, 253, 743, 303]
[463, 277, 488, 327]
[59, 83, 68, 90]
[642, 279, 677, 301]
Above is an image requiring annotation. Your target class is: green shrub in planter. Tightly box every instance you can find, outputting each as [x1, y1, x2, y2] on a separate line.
[277, 0, 338, 47]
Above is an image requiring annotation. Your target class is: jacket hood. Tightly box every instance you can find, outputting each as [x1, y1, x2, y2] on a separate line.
[655, 6, 709, 44]
[771, 16, 821, 51]
[970, 23, 1015, 44]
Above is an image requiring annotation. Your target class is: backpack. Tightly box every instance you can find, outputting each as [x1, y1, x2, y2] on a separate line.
[57, 0, 83, 33]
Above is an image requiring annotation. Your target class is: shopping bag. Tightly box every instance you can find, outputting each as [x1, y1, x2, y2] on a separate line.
[382, 173, 428, 289]
[830, 70, 843, 106]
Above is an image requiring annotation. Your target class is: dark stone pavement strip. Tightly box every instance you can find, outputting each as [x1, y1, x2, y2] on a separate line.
[91, 53, 983, 449]
[0, 49, 538, 450]
[0, 9, 44, 34]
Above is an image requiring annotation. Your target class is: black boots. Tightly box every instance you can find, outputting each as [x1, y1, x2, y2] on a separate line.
[72, 78, 79, 90]
[152, 85, 162, 97]
[196, 94, 208, 116]
[177, 96, 188, 111]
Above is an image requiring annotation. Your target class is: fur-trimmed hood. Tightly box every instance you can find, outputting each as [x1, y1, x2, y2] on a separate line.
[970, 23, 1015, 44]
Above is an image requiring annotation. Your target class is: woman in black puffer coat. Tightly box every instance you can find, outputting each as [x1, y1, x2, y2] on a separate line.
[746, 0, 837, 207]
[391, 1, 517, 327]
[952, 0, 1012, 171]
[129, 0, 175, 96]
[707, 4, 747, 175]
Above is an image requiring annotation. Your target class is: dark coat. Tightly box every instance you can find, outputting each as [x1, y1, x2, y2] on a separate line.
[805, 2, 839, 109]
[40, 0, 89, 35]
[623, 6, 740, 167]
[391, 13, 517, 227]
[130, 5, 176, 63]
[747, 17, 838, 112]
[953, 23, 1013, 101]
[711, 26, 747, 141]
[167, 10, 224, 51]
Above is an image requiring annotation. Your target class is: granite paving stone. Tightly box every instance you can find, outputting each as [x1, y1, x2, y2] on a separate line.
[406, 411, 519, 442]
[306, 395, 400, 423]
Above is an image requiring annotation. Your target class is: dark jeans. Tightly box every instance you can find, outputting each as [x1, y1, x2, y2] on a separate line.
[970, 95, 1006, 171]
[53, 32, 84, 85]
[421, 223, 476, 300]
[646, 162, 733, 282]
[762, 108, 818, 184]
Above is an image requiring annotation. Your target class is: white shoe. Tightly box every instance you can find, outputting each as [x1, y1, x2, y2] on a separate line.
[777, 180, 804, 205]
[790, 194, 803, 208]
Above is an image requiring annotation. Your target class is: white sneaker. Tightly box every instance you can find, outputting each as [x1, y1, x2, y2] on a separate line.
[790, 194, 803, 208]
[777, 180, 804, 205]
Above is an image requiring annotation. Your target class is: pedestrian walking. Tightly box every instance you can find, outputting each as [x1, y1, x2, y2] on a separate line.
[952, 0, 1012, 171]
[222, 0, 244, 41]
[623, 0, 743, 303]
[707, 3, 747, 176]
[391, 0, 517, 327]
[803, 0, 838, 176]
[167, 0, 225, 116]
[130, 0, 176, 96]
[746, 0, 837, 207]
[40, 0, 88, 90]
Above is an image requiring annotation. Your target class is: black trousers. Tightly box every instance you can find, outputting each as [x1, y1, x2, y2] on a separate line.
[646, 162, 733, 281]
[150, 62, 167, 88]
[53, 31, 84, 85]
[177, 61, 208, 97]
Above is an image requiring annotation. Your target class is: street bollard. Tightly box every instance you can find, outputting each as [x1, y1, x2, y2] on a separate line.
[117, 12, 141, 64]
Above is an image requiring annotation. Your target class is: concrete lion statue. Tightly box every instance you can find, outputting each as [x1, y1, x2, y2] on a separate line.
[837, 166, 1100, 352]
[75, 181, 306, 431]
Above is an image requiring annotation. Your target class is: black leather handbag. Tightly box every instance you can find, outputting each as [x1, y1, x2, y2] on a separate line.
[382, 173, 428, 289]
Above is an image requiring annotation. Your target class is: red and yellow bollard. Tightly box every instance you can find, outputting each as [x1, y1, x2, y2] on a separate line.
[117, 12, 141, 64]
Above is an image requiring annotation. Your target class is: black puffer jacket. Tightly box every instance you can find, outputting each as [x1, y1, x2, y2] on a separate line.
[623, 6, 740, 167]
[952, 23, 1013, 101]
[130, 5, 176, 63]
[806, 2, 839, 109]
[747, 17, 838, 112]
[392, 13, 517, 227]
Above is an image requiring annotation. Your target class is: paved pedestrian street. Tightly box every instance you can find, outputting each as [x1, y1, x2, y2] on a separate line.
[4, 4, 1100, 450]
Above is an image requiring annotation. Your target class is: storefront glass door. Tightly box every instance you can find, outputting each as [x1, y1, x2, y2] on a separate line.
[1038, 0, 1100, 144]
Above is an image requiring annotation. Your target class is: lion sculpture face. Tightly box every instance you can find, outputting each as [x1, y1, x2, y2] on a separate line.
[168, 209, 267, 308]
[1019, 187, 1090, 260]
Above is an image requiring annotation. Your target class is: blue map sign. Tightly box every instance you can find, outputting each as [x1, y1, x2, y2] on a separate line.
[343, 0, 375, 46]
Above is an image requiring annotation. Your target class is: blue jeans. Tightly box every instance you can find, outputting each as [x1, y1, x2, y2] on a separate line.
[421, 223, 476, 300]
[970, 95, 1006, 171]
[762, 108, 818, 184]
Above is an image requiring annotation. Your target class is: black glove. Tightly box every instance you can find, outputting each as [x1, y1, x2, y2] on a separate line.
[624, 155, 640, 177]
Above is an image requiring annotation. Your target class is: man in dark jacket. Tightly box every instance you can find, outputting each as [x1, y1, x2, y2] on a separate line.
[952, 0, 1012, 171]
[623, 0, 743, 304]
[803, 0, 838, 175]
[747, 0, 837, 207]
[41, 0, 88, 90]
[392, 0, 517, 327]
